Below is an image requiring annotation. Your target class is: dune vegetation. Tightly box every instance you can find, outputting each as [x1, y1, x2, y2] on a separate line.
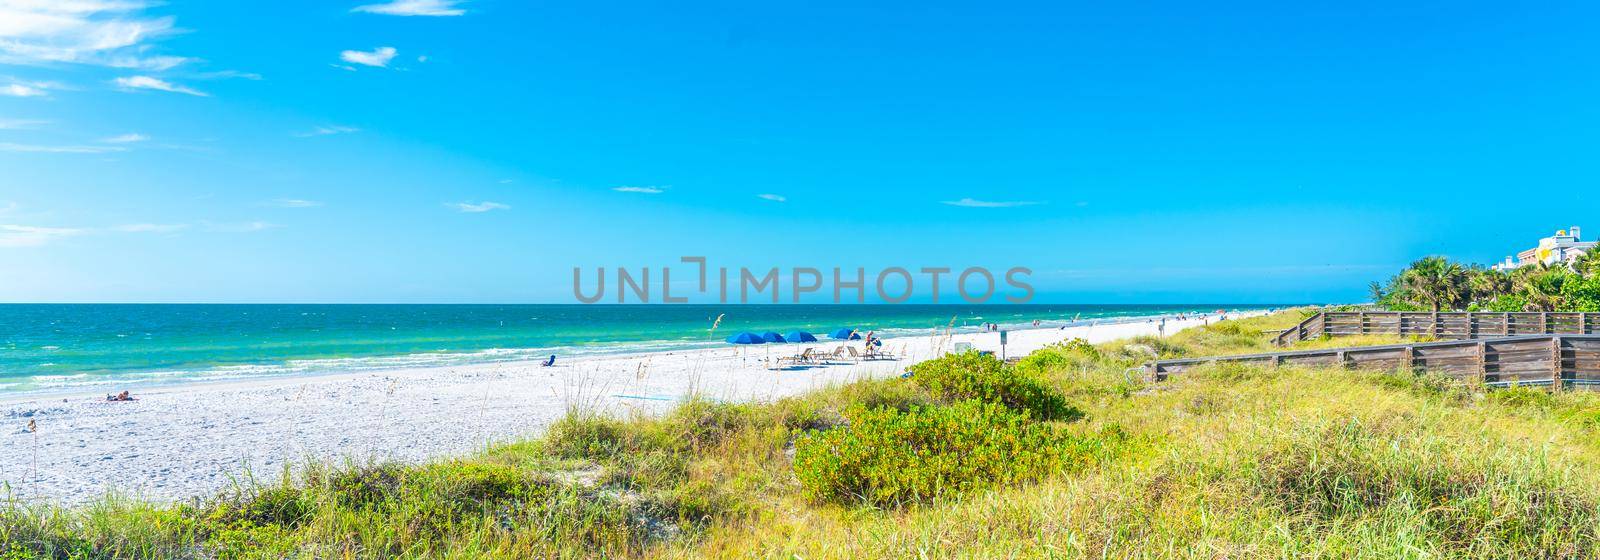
[8, 310, 1600, 558]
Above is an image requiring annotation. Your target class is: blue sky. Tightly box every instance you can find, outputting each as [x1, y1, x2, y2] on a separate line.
[1, 0, 1596, 303]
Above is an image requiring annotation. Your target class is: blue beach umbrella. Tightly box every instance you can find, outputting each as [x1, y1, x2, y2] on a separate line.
[760, 331, 787, 343]
[785, 331, 819, 343]
[726, 332, 766, 344]
[829, 328, 861, 340]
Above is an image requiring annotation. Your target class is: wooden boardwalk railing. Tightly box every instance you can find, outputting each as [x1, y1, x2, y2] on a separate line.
[1148, 335, 1600, 390]
[1274, 311, 1599, 346]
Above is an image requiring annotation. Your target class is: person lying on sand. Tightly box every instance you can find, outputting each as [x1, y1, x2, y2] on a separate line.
[106, 390, 136, 402]
[541, 354, 556, 367]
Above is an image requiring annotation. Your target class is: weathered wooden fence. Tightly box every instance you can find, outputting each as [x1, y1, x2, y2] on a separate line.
[1274, 311, 1599, 346]
[1148, 335, 1600, 390]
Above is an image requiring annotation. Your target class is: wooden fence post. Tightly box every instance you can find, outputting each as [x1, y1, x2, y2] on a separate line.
[1504, 312, 1511, 336]
[1359, 311, 1368, 336]
[1477, 341, 1488, 385]
[1552, 336, 1564, 392]
[1401, 346, 1415, 374]
[1543, 312, 1550, 335]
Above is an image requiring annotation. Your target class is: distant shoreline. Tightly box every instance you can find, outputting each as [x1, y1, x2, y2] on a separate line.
[0, 304, 1279, 399]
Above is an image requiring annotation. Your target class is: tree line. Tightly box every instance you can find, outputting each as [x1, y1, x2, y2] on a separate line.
[1371, 252, 1600, 312]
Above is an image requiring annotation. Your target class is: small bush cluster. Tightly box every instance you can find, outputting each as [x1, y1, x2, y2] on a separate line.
[908, 352, 1080, 421]
[792, 400, 1100, 508]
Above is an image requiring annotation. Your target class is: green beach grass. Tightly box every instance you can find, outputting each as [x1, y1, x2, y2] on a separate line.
[8, 309, 1600, 558]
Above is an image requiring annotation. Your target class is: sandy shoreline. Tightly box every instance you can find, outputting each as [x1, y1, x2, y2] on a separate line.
[0, 311, 1264, 505]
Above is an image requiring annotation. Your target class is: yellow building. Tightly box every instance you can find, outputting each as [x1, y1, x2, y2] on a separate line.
[1493, 226, 1596, 271]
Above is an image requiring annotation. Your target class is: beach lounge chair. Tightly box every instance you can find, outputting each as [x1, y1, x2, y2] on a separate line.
[825, 345, 851, 363]
[541, 355, 556, 367]
[778, 348, 818, 366]
[866, 347, 899, 361]
[845, 346, 864, 361]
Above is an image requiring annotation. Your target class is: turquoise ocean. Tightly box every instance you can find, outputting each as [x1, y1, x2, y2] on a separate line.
[0, 304, 1281, 395]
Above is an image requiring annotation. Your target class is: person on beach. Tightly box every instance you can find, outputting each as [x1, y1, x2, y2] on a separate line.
[106, 391, 135, 402]
[541, 355, 556, 367]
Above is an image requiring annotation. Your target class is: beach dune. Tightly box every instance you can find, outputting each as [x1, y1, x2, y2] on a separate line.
[0, 312, 1259, 505]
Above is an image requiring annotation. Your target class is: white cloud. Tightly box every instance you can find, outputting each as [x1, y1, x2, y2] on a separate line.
[0, 201, 16, 214]
[1, 82, 47, 97]
[0, 142, 124, 153]
[451, 201, 509, 213]
[113, 75, 208, 96]
[114, 223, 186, 233]
[0, 1, 188, 69]
[266, 198, 323, 208]
[100, 132, 147, 143]
[293, 125, 359, 138]
[352, 0, 467, 16]
[940, 198, 1042, 208]
[612, 186, 664, 194]
[340, 46, 397, 68]
[202, 220, 279, 233]
[756, 193, 787, 202]
[0, 224, 84, 247]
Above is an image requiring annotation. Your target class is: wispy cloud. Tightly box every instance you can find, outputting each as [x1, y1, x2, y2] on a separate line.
[293, 125, 359, 138]
[756, 193, 787, 202]
[0, 118, 48, 129]
[113, 76, 208, 97]
[451, 201, 509, 213]
[100, 133, 148, 143]
[612, 186, 664, 194]
[940, 198, 1043, 208]
[0, 142, 125, 154]
[0, 1, 189, 70]
[0, 224, 84, 247]
[352, 0, 467, 16]
[114, 223, 187, 233]
[195, 70, 262, 81]
[340, 47, 397, 68]
[265, 198, 323, 208]
[202, 221, 280, 233]
[0, 201, 16, 214]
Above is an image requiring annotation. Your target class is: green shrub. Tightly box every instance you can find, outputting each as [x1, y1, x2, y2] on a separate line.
[544, 413, 632, 459]
[323, 463, 406, 508]
[1015, 338, 1101, 375]
[405, 461, 546, 508]
[908, 352, 1080, 421]
[792, 400, 1095, 507]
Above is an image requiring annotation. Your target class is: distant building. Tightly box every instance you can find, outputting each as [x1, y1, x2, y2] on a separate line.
[1492, 226, 1596, 271]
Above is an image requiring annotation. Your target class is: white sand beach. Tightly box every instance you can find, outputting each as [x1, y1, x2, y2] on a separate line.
[0, 312, 1262, 505]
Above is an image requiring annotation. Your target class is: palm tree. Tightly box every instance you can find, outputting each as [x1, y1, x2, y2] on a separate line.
[1511, 264, 1573, 311]
[1466, 266, 1513, 306]
[1398, 256, 1468, 312]
[1573, 249, 1600, 279]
